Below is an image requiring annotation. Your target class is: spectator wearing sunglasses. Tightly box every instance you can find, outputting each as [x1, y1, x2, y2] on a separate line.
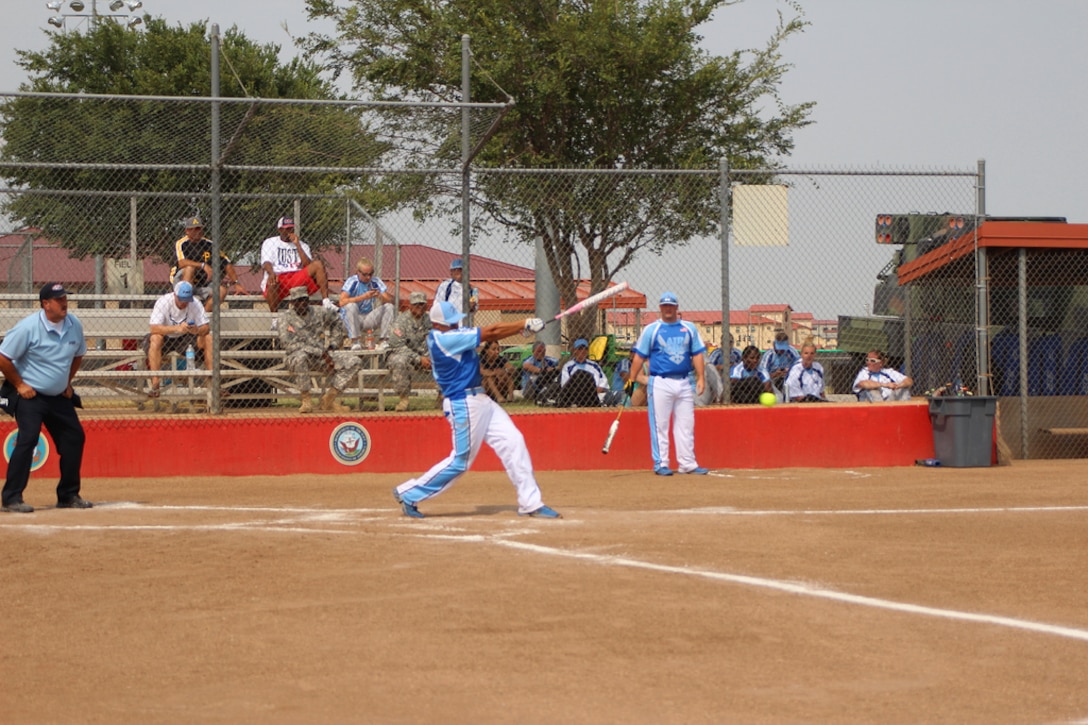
[852, 350, 912, 402]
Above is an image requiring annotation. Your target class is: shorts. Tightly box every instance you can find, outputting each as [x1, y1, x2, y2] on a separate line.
[141, 332, 199, 356]
[266, 270, 318, 305]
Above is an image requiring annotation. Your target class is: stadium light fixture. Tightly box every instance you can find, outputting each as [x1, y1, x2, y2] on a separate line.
[69, 1, 84, 11]
[46, 1, 63, 10]
[127, 16, 142, 27]
[127, 0, 143, 9]
[47, 15, 64, 27]
[109, 0, 124, 10]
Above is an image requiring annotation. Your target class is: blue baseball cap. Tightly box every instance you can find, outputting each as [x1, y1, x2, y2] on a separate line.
[450, 258, 464, 270]
[429, 300, 466, 326]
[174, 281, 194, 302]
[573, 338, 589, 349]
[774, 340, 791, 351]
[659, 291, 679, 306]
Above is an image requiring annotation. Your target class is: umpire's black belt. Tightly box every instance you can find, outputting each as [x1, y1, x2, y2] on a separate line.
[653, 373, 688, 380]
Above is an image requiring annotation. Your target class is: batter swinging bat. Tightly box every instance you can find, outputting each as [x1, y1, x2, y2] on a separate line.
[546, 282, 629, 326]
[601, 395, 630, 454]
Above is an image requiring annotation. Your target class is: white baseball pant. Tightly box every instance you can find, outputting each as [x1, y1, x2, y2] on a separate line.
[394, 389, 545, 514]
[647, 375, 699, 472]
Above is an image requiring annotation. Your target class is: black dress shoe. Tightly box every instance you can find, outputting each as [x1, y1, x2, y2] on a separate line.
[56, 496, 93, 509]
[2, 501, 34, 513]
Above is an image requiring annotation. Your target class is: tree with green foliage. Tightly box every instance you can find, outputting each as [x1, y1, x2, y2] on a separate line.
[303, 0, 813, 336]
[0, 17, 386, 264]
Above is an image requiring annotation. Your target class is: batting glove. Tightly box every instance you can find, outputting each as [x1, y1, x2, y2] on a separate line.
[524, 318, 545, 334]
[624, 380, 636, 397]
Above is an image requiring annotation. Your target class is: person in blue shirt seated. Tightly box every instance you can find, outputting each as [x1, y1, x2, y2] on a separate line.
[707, 334, 741, 381]
[558, 338, 608, 407]
[759, 331, 800, 401]
[785, 340, 828, 402]
[520, 341, 559, 401]
[730, 345, 770, 404]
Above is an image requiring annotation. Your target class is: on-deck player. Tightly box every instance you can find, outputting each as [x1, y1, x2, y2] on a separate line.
[627, 291, 709, 476]
[392, 301, 561, 519]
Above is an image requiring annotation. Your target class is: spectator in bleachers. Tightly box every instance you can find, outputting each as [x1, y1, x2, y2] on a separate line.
[145, 281, 212, 398]
[338, 257, 394, 350]
[786, 340, 828, 402]
[280, 286, 362, 414]
[386, 291, 432, 412]
[479, 340, 516, 403]
[435, 258, 478, 314]
[852, 349, 913, 402]
[259, 217, 336, 322]
[171, 216, 247, 313]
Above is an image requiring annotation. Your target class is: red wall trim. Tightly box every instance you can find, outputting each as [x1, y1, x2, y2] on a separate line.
[1, 401, 937, 478]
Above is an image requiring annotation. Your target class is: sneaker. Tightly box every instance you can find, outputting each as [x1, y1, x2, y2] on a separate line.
[321, 298, 339, 311]
[350, 343, 363, 351]
[681, 467, 710, 475]
[375, 341, 389, 351]
[654, 466, 674, 476]
[1, 501, 34, 513]
[522, 505, 562, 519]
[56, 496, 93, 509]
[393, 487, 425, 518]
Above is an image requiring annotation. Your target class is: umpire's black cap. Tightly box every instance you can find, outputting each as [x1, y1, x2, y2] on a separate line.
[39, 282, 70, 301]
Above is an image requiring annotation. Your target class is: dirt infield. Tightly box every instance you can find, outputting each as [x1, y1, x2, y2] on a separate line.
[2, 461, 1088, 723]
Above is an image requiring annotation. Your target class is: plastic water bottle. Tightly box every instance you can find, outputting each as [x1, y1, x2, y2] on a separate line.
[185, 343, 196, 370]
[366, 330, 375, 350]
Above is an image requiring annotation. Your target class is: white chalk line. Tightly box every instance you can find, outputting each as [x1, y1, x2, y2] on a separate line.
[7, 502, 1088, 644]
[488, 538, 1088, 644]
[669, 505, 1088, 516]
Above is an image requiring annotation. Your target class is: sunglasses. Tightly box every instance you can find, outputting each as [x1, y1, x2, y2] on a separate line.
[866, 358, 882, 364]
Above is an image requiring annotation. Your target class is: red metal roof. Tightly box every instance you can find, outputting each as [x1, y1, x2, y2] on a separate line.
[897, 220, 1088, 285]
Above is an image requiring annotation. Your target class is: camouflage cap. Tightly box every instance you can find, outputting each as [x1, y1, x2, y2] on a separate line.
[408, 291, 427, 305]
[286, 286, 310, 301]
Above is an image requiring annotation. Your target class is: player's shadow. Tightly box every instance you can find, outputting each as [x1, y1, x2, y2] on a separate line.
[443, 504, 518, 517]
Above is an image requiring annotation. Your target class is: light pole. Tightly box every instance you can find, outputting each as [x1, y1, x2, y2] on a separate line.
[45, 0, 145, 31]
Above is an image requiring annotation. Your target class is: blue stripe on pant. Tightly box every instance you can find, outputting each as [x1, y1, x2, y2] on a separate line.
[400, 396, 473, 504]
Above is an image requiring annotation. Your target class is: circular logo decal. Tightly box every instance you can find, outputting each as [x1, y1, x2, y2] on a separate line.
[329, 422, 372, 466]
[3, 431, 50, 472]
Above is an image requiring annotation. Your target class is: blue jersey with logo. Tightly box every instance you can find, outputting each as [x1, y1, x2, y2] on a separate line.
[634, 320, 706, 377]
[342, 274, 388, 314]
[427, 326, 482, 399]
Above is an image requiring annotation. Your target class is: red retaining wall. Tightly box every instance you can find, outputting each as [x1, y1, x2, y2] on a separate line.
[1, 401, 937, 478]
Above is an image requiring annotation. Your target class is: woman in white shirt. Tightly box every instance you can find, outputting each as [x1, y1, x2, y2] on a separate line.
[852, 350, 912, 402]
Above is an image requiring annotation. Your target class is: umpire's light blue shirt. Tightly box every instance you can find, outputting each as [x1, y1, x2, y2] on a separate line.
[0, 310, 86, 396]
[634, 320, 706, 377]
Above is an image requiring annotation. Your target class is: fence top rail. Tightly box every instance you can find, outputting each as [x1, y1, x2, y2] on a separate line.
[0, 90, 515, 111]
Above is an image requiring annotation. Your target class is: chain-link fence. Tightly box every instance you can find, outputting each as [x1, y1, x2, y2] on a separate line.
[2, 88, 1086, 459]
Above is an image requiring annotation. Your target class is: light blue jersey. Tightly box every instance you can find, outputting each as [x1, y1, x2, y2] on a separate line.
[342, 274, 388, 314]
[0, 311, 87, 396]
[427, 326, 482, 399]
[634, 320, 706, 378]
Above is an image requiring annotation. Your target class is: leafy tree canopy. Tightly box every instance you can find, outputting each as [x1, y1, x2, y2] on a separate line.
[1, 17, 386, 261]
[303, 0, 813, 337]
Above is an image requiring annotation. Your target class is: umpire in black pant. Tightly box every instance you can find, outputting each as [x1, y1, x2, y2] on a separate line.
[0, 283, 90, 513]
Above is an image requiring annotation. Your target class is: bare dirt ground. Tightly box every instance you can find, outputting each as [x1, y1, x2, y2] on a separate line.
[2, 461, 1088, 724]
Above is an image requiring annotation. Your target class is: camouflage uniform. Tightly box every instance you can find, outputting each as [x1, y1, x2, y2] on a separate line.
[386, 309, 431, 396]
[280, 304, 362, 393]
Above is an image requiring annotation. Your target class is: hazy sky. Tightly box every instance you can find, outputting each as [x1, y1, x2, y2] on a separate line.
[3, 1, 1087, 316]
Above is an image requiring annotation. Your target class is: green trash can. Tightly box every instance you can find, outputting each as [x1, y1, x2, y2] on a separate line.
[927, 396, 997, 467]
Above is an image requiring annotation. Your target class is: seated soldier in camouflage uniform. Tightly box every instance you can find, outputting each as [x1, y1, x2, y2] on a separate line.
[280, 286, 362, 413]
[386, 291, 432, 412]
